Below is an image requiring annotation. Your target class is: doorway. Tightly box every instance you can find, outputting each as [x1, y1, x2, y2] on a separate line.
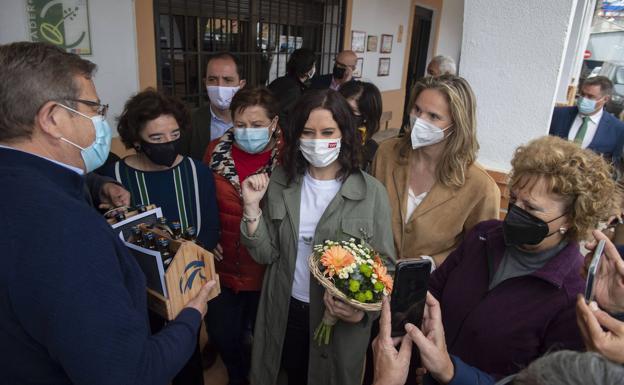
[401, 6, 433, 132]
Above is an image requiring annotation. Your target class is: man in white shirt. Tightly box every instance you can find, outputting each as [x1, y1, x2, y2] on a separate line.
[179, 52, 246, 160]
[550, 76, 624, 166]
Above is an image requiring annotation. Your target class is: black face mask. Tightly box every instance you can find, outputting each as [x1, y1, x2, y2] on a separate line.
[502, 203, 566, 247]
[333, 64, 346, 80]
[140, 138, 180, 167]
[352, 113, 364, 128]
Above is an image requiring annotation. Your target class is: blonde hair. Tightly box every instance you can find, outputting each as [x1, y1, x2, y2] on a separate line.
[509, 136, 618, 241]
[400, 75, 479, 188]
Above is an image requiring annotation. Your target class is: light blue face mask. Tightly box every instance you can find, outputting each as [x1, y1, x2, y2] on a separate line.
[234, 126, 271, 154]
[577, 96, 598, 115]
[58, 104, 112, 172]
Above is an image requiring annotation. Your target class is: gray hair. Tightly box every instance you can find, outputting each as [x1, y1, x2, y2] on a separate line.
[0, 42, 96, 142]
[511, 350, 624, 385]
[430, 55, 457, 75]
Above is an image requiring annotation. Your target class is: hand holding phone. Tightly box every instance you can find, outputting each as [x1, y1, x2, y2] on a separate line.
[391, 259, 431, 337]
[585, 239, 606, 302]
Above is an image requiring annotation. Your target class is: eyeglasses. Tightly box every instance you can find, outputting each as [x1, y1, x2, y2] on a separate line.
[66, 98, 109, 117]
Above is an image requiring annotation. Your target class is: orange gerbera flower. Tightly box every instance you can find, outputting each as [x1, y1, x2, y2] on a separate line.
[373, 255, 393, 293]
[320, 245, 355, 277]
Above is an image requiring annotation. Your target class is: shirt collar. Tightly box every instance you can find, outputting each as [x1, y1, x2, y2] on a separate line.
[210, 105, 229, 124]
[0, 144, 84, 175]
[330, 78, 341, 91]
[580, 108, 604, 125]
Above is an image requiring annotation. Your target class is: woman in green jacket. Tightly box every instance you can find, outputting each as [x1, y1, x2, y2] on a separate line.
[240, 89, 396, 385]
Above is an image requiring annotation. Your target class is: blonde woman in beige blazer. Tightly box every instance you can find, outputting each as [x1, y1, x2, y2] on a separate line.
[372, 75, 500, 267]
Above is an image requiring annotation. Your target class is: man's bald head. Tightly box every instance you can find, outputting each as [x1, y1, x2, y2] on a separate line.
[336, 50, 357, 67]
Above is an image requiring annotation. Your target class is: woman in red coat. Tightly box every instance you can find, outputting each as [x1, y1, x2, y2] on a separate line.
[203, 86, 281, 385]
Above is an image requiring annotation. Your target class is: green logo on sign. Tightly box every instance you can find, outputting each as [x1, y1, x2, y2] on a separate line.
[26, 0, 92, 55]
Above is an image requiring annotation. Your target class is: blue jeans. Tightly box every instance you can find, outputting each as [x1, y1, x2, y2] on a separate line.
[204, 287, 260, 385]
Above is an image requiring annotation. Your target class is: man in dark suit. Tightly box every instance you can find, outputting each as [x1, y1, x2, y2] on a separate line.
[179, 52, 246, 160]
[310, 50, 358, 91]
[550, 76, 624, 166]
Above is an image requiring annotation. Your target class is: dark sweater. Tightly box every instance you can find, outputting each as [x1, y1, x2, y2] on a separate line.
[429, 220, 584, 378]
[0, 148, 202, 385]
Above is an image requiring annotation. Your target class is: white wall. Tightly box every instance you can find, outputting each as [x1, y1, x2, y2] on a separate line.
[461, 0, 578, 171]
[0, 0, 140, 133]
[435, 0, 464, 67]
[556, 0, 596, 102]
[350, 0, 412, 91]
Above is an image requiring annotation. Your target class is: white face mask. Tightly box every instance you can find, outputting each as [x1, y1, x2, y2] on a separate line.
[307, 66, 316, 80]
[207, 85, 240, 110]
[410, 115, 452, 149]
[299, 138, 341, 168]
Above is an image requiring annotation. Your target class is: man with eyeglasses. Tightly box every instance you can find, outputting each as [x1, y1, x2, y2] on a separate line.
[58, 98, 132, 210]
[0, 41, 216, 385]
[311, 50, 358, 91]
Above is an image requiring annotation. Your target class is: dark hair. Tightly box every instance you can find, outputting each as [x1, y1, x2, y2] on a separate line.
[230, 86, 280, 121]
[581, 76, 613, 96]
[117, 88, 189, 149]
[339, 80, 383, 139]
[282, 89, 360, 182]
[286, 48, 316, 78]
[206, 52, 243, 79]
[0, 42, 96, 142]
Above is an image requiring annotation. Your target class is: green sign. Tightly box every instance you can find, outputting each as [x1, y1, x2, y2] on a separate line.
[26, 0, 92, 55]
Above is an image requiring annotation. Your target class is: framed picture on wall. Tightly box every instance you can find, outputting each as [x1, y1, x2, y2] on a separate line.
[378, 58, 391, 76]
[380, 34, 393, 54]
[351, 31, 366, 53]
[353, 57, 364, 78]
[367, 35, 378, 52]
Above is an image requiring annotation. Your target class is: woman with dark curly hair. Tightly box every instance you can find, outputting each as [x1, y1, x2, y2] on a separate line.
[100, 88, 219, 249]
[239, 89, 396, 385]
[410, 135, 618, 383]
[100, 89, 219, 384]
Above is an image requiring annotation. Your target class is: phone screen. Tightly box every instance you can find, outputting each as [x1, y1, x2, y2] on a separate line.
[390, 259, 431, 337]
[585, 239, 606, 302]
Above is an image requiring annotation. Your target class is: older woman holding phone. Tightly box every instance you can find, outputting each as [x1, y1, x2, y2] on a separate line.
[419, 136, 617, 382]
[372, 75, 500, 267]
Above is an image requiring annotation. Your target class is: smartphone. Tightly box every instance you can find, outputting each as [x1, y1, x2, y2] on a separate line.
[585, 239, 606, 302]
[390, 259, 431, 337]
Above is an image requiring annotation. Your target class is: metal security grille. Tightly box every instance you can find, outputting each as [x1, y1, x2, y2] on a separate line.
[155, 0, 346, 107]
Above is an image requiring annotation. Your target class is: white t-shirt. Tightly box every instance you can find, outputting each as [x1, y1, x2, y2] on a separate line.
[291, 172, 342, 303]
[567, 109, 603, 149]
[405, 187, 427, 224]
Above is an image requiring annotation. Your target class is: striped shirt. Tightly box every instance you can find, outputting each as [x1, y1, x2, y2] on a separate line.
[100, 156, 219, 249]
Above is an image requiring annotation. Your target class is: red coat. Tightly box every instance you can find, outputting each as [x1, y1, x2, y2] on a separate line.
[203, 131, 280, 292]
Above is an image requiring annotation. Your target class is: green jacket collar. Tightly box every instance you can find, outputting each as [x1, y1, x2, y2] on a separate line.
[272, 168, 367, 201]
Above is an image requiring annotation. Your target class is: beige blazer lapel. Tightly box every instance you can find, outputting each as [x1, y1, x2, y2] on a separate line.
[410, 182, 456, 220]
[392, 162, 409, 225]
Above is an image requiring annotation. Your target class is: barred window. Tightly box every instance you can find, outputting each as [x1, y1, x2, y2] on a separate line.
[156, 0, 346, 107]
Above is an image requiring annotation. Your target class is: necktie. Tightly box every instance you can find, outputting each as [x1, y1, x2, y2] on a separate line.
[574, 116, 590, 145]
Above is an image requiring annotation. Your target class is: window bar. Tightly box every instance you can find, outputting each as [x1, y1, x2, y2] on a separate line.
[328, 0, 335, 73]
[183, 0, 189, 98]
[225, 0, 230, 51]
[212, 0, 216, 52]
[276, 0, 281, 81]
[168, 0, 176, 96]
[197, 0, 203, 106]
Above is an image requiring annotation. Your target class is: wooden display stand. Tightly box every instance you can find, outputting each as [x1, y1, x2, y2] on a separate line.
[128, 226, 220, 320]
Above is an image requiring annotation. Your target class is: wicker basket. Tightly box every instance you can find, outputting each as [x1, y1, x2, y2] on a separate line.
[308, 253, 382, 312]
